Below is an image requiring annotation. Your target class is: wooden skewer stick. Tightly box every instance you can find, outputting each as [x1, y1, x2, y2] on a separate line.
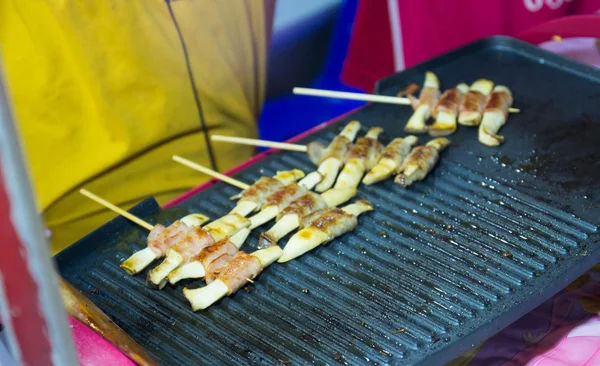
[80, 189, 154, 231]
[172, 155, 250, 190]
[293, 87, 520, 113]
[81, 188, 210, 276]
[211, 135, 307, 153]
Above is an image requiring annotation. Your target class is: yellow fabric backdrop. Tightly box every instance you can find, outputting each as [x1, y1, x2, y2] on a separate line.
[0, 0, 271, 253]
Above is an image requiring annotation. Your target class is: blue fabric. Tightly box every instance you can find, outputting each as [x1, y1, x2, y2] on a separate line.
[258, 0, 364, 146]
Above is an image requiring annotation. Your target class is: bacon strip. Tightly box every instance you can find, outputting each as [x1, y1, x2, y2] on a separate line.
[120, 214, 210, 275]
[183, 246, 283, 311]
[217, 252, 264, 295]
[394, 138, 450, 187]
[238, 177, 282, 205]
[300, 207, 332, 228]
[315, 121, 361, 192]
[169, 227, 215, 262]
[278, 200, 373, 263]
[166, 228, 250, 285]
[318, 136, 351, 165]
[205, 253, 235, 284]
[148, 221, 190, 257]
[258, 188, 356, 249]
[429, 83, 468, 137]
[479, 86, 513, 146]
[362, 135, 418, 185]
[197, 238, 239, 270]
[278, 192, 328, 220]
[307, 208, 357, 239]
[334, 127, 383, 189]
[458, 79, 494, 126]
[230, 170, 306, 216]
[404, 72, 440, 134]
[262, 183, 308, 211]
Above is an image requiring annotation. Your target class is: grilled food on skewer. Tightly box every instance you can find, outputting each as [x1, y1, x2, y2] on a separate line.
[394, 137, 450, 187]
[278, 200, 374, 263]
[404, 72, 440, 134]
[146, 213, 250, 288]
[314, 121, 362, 192]
[167, 228, 250, 284]
[429, 83, 469, 136]
[119, 214, 210, 275]
[184, 246, 283, 311]
[230, 169, 305, 216]
[362, 135, 418, 185]
[248, 171, 322, 230]
[168, 173, 325, 285]
[334, 127, 384, 189]
[478, 86, 514, 146]
[458, 79, 494, 126]
[257, 188, 357, 249]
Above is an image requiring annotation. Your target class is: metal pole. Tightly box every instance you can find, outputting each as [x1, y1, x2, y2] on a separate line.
[0, 57, 78, 365]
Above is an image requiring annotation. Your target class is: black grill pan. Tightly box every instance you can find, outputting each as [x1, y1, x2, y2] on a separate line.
[55, 36, 600, 365]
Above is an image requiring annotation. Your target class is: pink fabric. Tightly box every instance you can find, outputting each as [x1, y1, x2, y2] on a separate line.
[539, 37, 600, 67]
[463, 272, 600, 365]
[69, 318, 134, 366]
[342, 0, 600, 92]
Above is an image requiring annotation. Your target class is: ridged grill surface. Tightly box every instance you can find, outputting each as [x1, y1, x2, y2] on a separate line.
[56, 37, 600, 365]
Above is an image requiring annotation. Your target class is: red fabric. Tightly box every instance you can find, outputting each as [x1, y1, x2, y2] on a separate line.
[341, 0, 395, 92]
[342, 0, 600, 92]
[0, 163, 53, 365]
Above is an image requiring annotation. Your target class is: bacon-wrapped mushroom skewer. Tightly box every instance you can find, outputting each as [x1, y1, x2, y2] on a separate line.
[166, 228, 249, 285]
[362, 135, 418, 185]
[278, 199, 374, 263]
[292, 86, 519, 112]
[247, 171, 323, 230]
[257, 187, 357, 249]
[166, 162, 320, 285]
[78, 189, 211, 275]
[119, 214, 212, 276]
[150, 171, 320, 288]
[229, 170, 305, 216]
[458, 79, 494, 126]
[146, 213, 251, 289]
[311, 121, 362, 192]
[167, 174, 338, 285]
[428, 83, 469, 137]
[173, 155, 305, 218]
[478, 86, 514, 146]
[404, 71, 440, 134]
[184, 246, 284, 311]
[333, 127, 383, 189]
[394, 137, 450, 187]
[209, 120, 362, 175]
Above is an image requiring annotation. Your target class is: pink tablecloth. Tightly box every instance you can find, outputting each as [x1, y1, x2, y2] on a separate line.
[40, 38, 600, 366]
[69, 318, 134, 366]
